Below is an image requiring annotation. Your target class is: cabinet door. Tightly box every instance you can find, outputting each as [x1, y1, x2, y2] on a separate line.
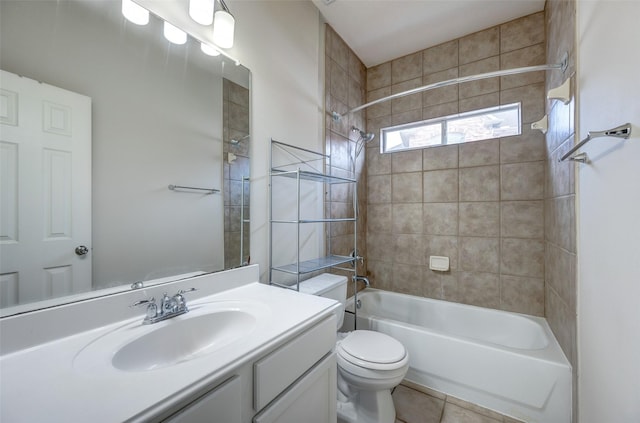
[163, 376, 241, 423]
[253, 353, 336, 423]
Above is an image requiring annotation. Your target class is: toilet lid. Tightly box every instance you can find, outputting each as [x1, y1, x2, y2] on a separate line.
[338, 330, 406, 368]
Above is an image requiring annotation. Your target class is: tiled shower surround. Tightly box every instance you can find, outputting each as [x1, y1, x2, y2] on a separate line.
[364, 12, 548, 316]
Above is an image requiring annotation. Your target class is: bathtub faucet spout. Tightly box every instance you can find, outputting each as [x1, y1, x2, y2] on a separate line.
[353, 275, 370, 288]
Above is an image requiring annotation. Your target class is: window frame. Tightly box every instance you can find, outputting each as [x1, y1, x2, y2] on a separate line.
[380, 102, 522, 154]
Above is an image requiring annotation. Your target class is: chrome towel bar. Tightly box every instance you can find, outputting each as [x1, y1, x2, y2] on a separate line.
[560, 123, 632, 162]
[168, 184, 220, 194]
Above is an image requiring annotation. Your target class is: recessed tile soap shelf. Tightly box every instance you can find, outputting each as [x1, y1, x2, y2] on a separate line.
[429, 256, 450, 272]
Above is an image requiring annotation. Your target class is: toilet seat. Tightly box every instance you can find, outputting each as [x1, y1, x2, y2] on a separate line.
[337, 330, 408, 371]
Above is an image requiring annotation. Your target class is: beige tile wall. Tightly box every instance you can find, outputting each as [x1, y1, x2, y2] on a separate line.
[545, 0, 577, 419]
[324, 26, 368, 287]
[223, 79, 250, 269]
[364, 12, 547, 316]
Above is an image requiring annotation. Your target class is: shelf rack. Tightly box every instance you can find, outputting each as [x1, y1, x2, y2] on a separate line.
[269, 139, 357, 291]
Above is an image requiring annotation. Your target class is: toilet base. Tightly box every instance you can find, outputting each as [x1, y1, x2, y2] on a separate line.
[336, 389, 396, 423]
[336, 400, 356, 423]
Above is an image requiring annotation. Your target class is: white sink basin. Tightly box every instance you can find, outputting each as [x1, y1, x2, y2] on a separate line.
[73, 300, 270, 373]
[113, 310, 256, 371]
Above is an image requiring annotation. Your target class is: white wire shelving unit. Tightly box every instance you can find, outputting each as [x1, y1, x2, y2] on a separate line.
[268, 139, 357, 291]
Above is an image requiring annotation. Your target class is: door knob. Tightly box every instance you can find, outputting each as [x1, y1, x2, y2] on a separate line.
[75, 245, 89, 256]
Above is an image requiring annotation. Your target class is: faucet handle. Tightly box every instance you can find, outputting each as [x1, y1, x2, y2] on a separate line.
[131, 297, 155, 307]
[174, 288, 197, 311]
[131, 297, 158, 321]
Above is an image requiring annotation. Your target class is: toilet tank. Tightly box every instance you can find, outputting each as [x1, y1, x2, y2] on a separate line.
[298, 274, 348, 328]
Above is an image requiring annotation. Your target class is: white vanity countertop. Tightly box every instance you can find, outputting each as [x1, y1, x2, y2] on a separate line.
[0, 281, 338, 423]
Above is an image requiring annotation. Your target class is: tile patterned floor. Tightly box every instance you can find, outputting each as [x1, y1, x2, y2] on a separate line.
[393, 382, 525, 423]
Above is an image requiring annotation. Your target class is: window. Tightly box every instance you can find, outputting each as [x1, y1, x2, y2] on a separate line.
[381, 103, 521, 153]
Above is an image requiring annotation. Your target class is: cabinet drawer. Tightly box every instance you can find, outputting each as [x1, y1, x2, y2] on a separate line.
[254, 316, 335, 411]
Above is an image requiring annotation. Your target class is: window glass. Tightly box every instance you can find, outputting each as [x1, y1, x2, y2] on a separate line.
[381, 103, 521, 153]
[384, 121, 442, 152]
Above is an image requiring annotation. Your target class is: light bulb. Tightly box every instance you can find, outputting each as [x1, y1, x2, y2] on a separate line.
[201, 43, 220, 56]
[163, 21, 187, 45]
[189, 0, 214, 26]
[121, 0, 149, 26]
[212, 10, 235, 49]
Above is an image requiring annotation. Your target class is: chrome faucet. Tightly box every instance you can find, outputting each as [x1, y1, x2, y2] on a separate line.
[131, 288, 197, 324]
[160, 292, 178, 314]
[353, 275, 370, 288]
[353, 276, 370, 311]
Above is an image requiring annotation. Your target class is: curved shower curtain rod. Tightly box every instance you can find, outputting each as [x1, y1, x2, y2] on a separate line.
[331, 53, 568, 122]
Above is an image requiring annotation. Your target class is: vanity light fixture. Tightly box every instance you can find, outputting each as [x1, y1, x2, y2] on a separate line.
[188, 0, 235, 49]
[122, 0, 149, 25]
[163, 21, 187, 45]
[201, 43, 221, 56]
[212, 0, 235, 49]
[189, 0, 215, 25]
[120, 0, 240, 63]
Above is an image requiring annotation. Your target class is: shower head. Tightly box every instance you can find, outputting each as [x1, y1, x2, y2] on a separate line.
[230, 134, 250, 145]
[361, 131, 375, 143]
[351, 126, 376, 164]
[351, 126, 375, 143]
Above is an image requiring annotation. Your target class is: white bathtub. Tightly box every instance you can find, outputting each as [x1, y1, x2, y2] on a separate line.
[344, 289, 571, 423]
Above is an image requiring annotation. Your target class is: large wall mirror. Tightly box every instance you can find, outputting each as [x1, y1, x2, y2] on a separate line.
[0, 0, 250, 315]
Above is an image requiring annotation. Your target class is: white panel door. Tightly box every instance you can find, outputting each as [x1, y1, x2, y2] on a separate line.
[0, 69, 91, 307]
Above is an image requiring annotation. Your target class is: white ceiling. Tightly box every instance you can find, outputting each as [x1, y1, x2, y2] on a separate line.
[312, 0, 546, 68]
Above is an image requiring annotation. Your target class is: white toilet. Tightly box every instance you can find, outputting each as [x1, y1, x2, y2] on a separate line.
[298, 274, 409, 423]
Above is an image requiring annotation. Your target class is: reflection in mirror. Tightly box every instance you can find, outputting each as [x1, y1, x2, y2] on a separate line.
[0, 0, 250, 315]
[223, 80, 250, 269]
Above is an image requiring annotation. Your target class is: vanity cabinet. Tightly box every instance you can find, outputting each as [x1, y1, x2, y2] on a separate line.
[158, 316, 337, 423]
